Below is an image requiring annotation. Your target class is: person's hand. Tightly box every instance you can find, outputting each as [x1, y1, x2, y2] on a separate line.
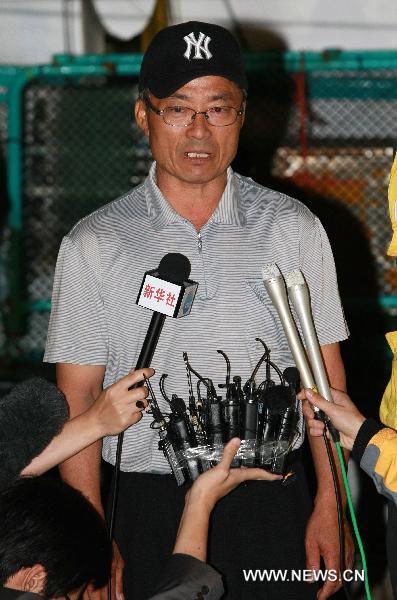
[300, 388, 366, 451]
[187, 438, 283, 511]
[305, 504, 354, 599]
[87, 368, 155, 437]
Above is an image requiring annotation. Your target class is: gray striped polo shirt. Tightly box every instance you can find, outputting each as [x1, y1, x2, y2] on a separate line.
[44, 163, 349, 473]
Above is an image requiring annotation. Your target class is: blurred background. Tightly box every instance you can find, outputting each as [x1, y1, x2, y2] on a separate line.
[1, 1, 397, 598]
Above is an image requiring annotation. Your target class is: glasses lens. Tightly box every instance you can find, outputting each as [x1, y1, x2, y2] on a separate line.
[163, 106, 195, 126]
[207, 107, 238, 126]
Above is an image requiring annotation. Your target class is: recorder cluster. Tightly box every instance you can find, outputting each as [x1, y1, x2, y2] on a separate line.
[146, 341, 300, 486]
[146, 263, 338, 486]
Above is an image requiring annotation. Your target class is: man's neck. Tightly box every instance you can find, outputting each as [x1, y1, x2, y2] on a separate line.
[155, 169, 228, 231]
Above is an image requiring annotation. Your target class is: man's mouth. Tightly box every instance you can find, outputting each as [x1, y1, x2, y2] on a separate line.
[184, 152, 211, 158]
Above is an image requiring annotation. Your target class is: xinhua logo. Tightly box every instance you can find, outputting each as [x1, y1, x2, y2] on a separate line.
[183, 32, 212, 60]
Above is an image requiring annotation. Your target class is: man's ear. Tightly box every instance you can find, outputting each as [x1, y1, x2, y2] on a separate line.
[22, 564, 47, 594]
[240, 101, 246, 128]
[5, 565, 47, 594]
[135, 98, 149, 137]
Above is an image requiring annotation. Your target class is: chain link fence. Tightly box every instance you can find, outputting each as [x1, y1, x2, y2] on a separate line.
[20, 77, 151, 355]
[1, 53, 397, 362]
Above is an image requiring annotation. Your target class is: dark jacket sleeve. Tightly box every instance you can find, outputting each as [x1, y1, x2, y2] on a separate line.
[0, 588, 43, 600]
[148, 554, 224, 600]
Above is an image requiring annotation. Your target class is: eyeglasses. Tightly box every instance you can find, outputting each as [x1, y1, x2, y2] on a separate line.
[143, 94, 244, 127]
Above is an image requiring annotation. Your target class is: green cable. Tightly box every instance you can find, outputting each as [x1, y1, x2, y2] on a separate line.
[335, 440, 372, 600]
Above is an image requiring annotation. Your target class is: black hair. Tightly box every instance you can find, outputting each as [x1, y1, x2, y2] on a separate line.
[0, 477, 112, 597]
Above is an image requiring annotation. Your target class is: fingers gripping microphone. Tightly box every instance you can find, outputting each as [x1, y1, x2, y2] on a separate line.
[286, 270, 340, 442]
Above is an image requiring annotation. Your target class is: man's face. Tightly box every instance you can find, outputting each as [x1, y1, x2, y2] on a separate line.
[135, 76, 245, 188]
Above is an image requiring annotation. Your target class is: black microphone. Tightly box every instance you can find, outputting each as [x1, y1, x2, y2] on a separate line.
[134, 253, 198, 369]
[0, 378, 69, 490]
[168, 417, 202, 481]
[145, 376, 186, 486]
[240, 381, 259, 467]
[109, 253, 198, 547]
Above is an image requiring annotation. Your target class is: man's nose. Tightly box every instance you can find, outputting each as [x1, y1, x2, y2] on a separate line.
[187, 112, 211, 138]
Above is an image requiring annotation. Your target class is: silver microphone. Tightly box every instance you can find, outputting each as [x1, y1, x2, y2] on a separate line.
[286, 269, 339, 441]
[261, 263, 315, 389]
[286, 270, 332, 402]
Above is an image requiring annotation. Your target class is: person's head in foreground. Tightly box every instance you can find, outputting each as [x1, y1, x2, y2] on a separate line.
[0, 477, 111, 599]
[135, 21, 247, 189]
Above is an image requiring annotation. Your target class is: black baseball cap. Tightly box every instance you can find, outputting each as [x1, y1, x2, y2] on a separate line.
[139, 21, 247, 98]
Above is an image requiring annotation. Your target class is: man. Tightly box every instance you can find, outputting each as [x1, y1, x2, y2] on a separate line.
[44, 21, 352, 600]
[0, 477, 111, 600]
[0, 440, 278, 600]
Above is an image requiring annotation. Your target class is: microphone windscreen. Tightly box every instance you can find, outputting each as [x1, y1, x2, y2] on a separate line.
[283, 367, 300, 389]
[158, 253, 191, 283]
[264, 385, 292, 410]
[0, 377, 69, 490]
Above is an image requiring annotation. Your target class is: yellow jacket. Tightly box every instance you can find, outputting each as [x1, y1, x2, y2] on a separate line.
[380, 153, 397, 429]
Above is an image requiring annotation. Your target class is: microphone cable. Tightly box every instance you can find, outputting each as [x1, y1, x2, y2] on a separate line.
[331, 434, 372, 600]
[322, 429, 351, 600]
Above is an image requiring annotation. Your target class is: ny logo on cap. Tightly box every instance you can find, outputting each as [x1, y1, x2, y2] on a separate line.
[183, 32, 212, 60]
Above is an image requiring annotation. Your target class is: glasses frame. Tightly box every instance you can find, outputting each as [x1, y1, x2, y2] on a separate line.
[143, 94, 245, 128]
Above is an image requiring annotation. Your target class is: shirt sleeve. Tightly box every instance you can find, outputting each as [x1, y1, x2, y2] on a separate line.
[44, 234, 108, 365]
[299, 211, 349, 346]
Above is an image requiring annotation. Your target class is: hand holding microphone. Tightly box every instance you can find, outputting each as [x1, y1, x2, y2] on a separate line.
[87, 368, 155, 436]
[300, 388, 365, 451]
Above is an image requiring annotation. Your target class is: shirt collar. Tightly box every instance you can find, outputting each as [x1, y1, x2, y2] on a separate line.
[145, 163, 246, 231]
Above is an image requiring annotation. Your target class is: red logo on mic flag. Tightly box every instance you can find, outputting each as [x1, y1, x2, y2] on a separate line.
[137, 271, 198, 318]
[137, 274, 184, 317]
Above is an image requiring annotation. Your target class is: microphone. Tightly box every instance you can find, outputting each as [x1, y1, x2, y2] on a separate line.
[109, 253, 198, 546]
[145, 375, 186, 486]
[261, 263, 331, 431]
[261, 264, 316, 390]
[135, 253, 198, 369]
[240, 380, 258, 466]
[286, 270, 339, 441]
[0, 378, 69, 490]
[168, 417, 202, 481]
[117, 253, 197, 455]
[259, 371, 298, 473]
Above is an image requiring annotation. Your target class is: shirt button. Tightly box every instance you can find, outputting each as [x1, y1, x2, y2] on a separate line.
[201, 586, 210, 595]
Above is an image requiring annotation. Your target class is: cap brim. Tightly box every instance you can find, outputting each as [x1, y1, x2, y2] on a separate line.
[147, 68, 247, 98]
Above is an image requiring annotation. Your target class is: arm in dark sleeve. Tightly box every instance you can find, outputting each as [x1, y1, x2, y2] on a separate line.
[148, 554, 224, 600]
